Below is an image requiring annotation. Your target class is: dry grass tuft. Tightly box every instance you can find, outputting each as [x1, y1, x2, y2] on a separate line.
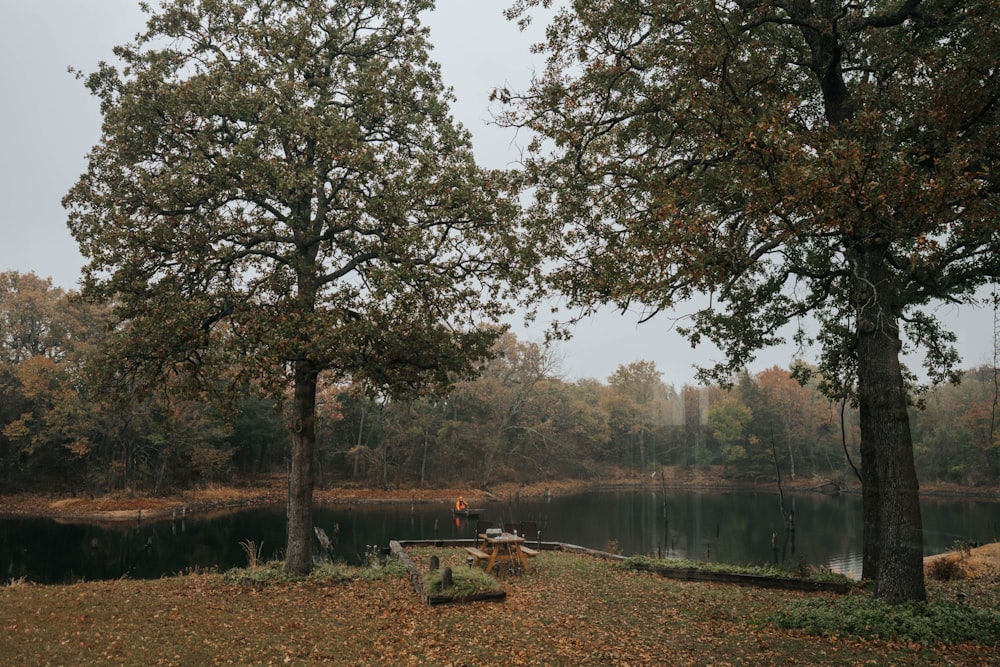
[238, 539, 264, 568]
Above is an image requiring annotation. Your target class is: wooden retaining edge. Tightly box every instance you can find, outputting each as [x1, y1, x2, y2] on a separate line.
[554, 542, 628, 562]
[509, 541, 849, 593]
[626, 561, 850, 594]
[394, 538, 556, 551]
[424, 590, 507, 606]
[392, 539, 848, 595]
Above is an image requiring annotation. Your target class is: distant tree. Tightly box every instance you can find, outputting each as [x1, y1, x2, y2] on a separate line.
[518, 377, 598, 478]
[0, 272, 113, 489]
[505, 0, 1000, 603]
[563, 378, 613, 465]
[382, 399, 444, 488]
[911, 366, 1000, 484]
[0, 272, 72, 364]
[0, 272, 67, 480]
[325, 384, 386, 482]
[150, 393, 235, 490]
[736, 371, 784, 477]
[743, 366, 834, 478]
[2, 356, 86, 483]
[446, 332, 558, 486]
[65, 0, 522, 574]
[606, 361, 671, 471]
[706, 397, 754, 473]
[227, 396, 287, 477]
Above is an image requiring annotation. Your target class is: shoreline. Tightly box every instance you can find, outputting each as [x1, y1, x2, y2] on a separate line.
[1, 468, 996, 524]
[3, 471, 998, 579]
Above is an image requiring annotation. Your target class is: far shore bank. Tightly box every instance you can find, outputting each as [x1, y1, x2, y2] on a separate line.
[1, 467, 996, 524]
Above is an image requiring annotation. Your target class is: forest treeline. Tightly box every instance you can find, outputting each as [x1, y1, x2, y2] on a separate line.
[2, 270, 998, 495]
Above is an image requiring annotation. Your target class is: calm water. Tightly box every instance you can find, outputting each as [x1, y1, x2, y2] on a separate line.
[3, 490, 998, 584]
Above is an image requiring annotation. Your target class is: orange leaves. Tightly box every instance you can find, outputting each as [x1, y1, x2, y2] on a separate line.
[63, 439, 92, 458]
[0, 551, 996, 665]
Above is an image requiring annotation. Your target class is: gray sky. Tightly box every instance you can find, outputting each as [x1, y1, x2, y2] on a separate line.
[0, 1, 995, 388]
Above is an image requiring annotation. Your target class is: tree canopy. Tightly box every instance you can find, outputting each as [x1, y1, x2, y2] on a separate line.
[502, 0, 999, 603]
[64, 0, 523, 574]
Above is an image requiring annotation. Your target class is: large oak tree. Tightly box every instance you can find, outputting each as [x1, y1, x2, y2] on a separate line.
[65, 0, 522, 574]
[504, 0, 999, 602]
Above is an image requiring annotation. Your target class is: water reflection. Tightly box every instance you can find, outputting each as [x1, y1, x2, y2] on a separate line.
[2, 490, 997, 584]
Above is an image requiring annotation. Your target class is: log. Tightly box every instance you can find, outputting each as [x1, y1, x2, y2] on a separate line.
[627, 561, 850, 594]
[425, 590, 507, 606]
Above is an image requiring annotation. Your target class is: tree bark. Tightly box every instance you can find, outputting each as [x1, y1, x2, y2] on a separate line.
[796, 0, 925, 600]
[852, 246, 926, 603]
[284, 360, 318, 575]
[859, 415, 881, 583]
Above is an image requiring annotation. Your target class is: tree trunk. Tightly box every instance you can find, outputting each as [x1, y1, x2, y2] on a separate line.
[853, 247, 926, 603]
[859, 416, 881, 583]
[783, 418, 795, 480]
[284, 360, 318, 576]
[420, 432, 429, 488]
[352, 407, 365, 478]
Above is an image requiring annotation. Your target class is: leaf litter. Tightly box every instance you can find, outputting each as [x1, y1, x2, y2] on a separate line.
[1, 549, 995, 665]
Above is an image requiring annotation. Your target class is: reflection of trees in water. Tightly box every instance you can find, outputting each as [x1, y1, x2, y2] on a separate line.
[2, 492, 997, 583]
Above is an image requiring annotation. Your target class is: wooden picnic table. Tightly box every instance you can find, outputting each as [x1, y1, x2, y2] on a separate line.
[473, 532, 531, 574]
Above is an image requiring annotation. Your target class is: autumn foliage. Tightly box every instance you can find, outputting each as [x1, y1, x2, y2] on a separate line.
[2, 272, 999, 499]
[1, 550, 997, 665]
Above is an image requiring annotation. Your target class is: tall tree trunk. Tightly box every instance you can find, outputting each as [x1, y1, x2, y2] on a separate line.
[420, 432, 429, 488]
[783, 418, 795, 480]
[859, 412, 881, 583]
[352, 407, 365, 478]
[284, 360, 318, 575]
[853, 247, 926, 603]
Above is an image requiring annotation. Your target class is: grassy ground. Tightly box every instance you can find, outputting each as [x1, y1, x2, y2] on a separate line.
[3, 549, 997, 666]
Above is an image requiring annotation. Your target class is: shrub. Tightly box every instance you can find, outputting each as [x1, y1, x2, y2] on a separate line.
[926, 557, 965, 582]
[223, 552, 407, 586]
[223, 560, 288, 585]
[771, 594, 1000, 645]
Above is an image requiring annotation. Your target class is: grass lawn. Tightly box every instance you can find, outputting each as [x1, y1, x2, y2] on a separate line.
[2, 549, 997, 666]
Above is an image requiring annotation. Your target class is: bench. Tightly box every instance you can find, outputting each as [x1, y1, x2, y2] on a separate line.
[464, 546, 490, 563]
[520, 546, 539, 557]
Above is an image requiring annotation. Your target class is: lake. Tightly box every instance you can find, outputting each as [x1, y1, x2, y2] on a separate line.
[3, 489, 998, 584]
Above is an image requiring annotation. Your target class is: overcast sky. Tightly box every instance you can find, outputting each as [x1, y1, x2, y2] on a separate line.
[0, 1, 995, 388]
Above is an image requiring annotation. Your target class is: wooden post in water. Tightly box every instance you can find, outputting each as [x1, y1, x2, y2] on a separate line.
[659, 468, 669, 557]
